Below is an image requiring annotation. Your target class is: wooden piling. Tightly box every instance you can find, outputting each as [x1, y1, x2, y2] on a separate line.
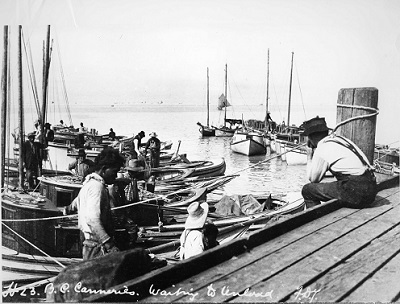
[336, 87, 378, 164]
[1, 25, 8, 190]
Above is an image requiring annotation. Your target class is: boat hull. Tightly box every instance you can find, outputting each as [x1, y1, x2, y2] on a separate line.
[214, 127, 235, 137]
[231, 131, 266, 156]
[197, 123, 215, 137]
[281, 142, 307, 165]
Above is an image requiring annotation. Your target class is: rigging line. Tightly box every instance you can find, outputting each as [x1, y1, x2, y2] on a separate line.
[2, 222, 66, 268]
[21, 30, 41, 117]
[385, 140, 399, 147]
[294, 61, 307, 120]
[55, 33, 73, 126]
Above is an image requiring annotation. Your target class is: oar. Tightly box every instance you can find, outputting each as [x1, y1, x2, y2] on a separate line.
[137, 201, 223, 218]
[171, 140, 182, 160]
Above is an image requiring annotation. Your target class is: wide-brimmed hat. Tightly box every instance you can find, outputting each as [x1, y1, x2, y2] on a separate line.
[27, 132, 36, 138]
[149, 132, 158, 137]
[302, 116, 330, 136]
[185, 202, 209, 229]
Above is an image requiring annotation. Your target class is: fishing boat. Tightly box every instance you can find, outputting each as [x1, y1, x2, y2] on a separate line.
[213, 64, 240, 137]
[241, 49, 274, 149]
[161, 157, 226, 178]
[230, 128, 266, 156]
[374, 144, 399, 165]
[140, 192, 306, 259]
[197, 67, 215, 137]
[279, 140, 308, 165]
[143, 192, 305, 232]
[269, 52, 306, 159]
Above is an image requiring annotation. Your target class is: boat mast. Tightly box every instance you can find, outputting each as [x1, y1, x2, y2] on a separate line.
[1, 25, 9, 190]
[41, 25, 51, 145]
[287, 52, 294, 127]
[207, 67, 209, 127]
[18, 25, 24, 189]
[224, 63, 227, 128]
[265, 49, 270, 129]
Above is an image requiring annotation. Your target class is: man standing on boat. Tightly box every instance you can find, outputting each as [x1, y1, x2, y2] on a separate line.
[144, 132, 161, 168]
[301, 117, 377, 208]
[108, 128, 116, 140]
[22, 132, 42, 189]
[68, 149, 95, 179]
[72, 147, 125, 260]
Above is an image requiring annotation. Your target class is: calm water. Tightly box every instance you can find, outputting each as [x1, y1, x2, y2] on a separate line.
[64, 104, 309, 197]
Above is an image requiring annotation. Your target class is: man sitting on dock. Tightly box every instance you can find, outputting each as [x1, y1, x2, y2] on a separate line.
[301, 116, 377, 208]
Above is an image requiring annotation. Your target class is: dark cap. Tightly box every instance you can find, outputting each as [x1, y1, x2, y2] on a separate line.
[78, 149, 86, 157]
[302, 116, 330, 136]
[28, 132, 36, 138]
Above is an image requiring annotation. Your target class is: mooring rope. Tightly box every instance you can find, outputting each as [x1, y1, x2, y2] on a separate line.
[2, 222, 66, 268]
[333, 103, 379, 133]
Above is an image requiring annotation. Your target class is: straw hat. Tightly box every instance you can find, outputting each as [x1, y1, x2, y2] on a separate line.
[184, 202, 209, 229]
[149, 132, 158, 137]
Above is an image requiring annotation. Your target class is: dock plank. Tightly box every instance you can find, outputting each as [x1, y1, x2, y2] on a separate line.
[344, 249, 400, 302]
[142, 190, 399, 303]
[186, 193, 400, 302]
[142, 202, 353, 303]
[286, 223, 400, 302]
[227, 192, 400, 303]
[87, 187, 399, 303]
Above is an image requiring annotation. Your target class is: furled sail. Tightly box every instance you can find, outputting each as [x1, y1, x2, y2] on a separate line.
[217, 94, 230, 110]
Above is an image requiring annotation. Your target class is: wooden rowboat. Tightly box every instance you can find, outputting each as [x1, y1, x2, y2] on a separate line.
[143, 192, 305, 232]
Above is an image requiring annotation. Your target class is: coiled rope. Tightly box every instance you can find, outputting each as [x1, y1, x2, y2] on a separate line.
[333, 103, 379, 133]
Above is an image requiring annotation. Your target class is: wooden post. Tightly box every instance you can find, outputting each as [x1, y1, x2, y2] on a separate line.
[336, 87, 378, 164]
[1, 25, 8, 190]
[18, 25, 25, 189]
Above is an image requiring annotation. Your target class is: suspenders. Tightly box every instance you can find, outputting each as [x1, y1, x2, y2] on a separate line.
[324, 135, 373, 170]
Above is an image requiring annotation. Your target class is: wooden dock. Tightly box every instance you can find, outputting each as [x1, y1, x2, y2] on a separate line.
[87, 175, 399, 303]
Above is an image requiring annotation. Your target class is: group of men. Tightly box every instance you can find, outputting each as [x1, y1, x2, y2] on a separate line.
[123, 130, 161, 169]
[22, 120, 55, 189]
[27, 115, 378, 263]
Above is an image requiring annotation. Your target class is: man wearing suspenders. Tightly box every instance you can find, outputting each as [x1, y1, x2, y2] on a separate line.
[302, 117, 377, 208]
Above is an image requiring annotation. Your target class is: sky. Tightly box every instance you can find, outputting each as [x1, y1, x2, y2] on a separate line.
[1, 0, 399, 144]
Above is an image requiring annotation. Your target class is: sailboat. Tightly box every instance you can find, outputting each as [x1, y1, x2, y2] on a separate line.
[213, 64, 241, 137]
[269, 52, 307, 164]
[197, 67, 215, 137]
[231, 50, 275, 156]
[1, 25, 81, 288]
[230, 124, 266, 156]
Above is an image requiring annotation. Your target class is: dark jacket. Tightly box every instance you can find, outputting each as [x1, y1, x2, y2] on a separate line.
[23, 140, 42, 169]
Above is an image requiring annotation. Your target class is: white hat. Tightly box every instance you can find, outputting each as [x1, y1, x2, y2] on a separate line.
[149, 132, 158, 137]
[184, 202, 209, 229]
